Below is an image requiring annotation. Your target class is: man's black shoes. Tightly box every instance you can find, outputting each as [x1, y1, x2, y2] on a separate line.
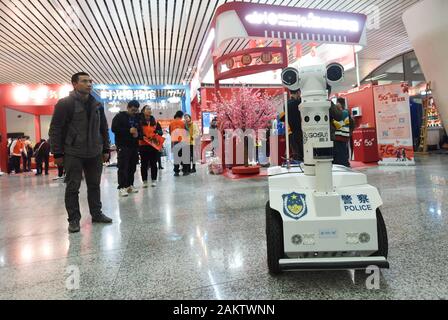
[68, 221, 81, 233]
[92, 214, 113, 224]
[68, 214, 112, 233]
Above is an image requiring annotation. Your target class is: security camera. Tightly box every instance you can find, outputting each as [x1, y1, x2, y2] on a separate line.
[281, 67, 300, 91]
[280, 63, 341, 175]
[326, 63, 345, 86]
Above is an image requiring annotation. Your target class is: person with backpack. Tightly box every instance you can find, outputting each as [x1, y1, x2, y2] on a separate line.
[330, 98, 355, 167]
[49, 72, 112, 233]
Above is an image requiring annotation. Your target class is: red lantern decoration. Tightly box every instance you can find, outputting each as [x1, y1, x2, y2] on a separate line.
[226, 58, 235, 70]
[261, 52, 273, 64]
[241, 54, 252, 66]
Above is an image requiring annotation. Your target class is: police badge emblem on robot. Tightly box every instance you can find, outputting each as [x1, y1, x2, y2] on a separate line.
[282, 193, 308, 220]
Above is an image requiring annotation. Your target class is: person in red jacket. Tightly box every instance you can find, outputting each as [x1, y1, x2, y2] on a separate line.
[169, 111, 188, 176]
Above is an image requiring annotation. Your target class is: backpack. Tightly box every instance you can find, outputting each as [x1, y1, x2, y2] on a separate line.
[333, 110, 351, 141]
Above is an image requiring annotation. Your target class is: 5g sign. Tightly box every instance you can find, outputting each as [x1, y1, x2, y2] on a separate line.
[364, 139, 375, 147]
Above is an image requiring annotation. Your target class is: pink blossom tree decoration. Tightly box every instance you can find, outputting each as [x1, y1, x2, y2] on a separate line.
[211, 87, 277, 131]
[211, 87, 278, 167]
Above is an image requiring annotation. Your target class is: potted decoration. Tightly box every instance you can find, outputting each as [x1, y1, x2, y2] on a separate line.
[211, 87, 277, 174]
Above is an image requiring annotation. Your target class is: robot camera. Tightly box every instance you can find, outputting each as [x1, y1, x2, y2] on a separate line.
[281, 67, 300, 91]
[326, 63, 345, 86]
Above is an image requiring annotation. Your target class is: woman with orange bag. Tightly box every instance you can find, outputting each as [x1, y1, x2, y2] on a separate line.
[139, 106, 164, 188]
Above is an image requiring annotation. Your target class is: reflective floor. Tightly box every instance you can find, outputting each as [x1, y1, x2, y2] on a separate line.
[0, 155, 447, 300]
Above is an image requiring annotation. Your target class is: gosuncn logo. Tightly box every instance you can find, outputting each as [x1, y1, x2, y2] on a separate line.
[303, 131, 328, 144]
[282, 192, 308, 220]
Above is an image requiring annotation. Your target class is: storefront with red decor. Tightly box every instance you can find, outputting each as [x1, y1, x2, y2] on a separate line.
[338, 84, 379, 163]
[0, 84, 71, 172]
[189, 2, 368, 172]
[339, 82, 421, 165]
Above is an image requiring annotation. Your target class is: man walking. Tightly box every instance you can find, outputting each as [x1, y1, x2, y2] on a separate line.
[49, 72, 112, 233]
[111, 100, 142, 197]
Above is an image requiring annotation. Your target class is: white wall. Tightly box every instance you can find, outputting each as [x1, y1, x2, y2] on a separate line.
[6, 109, 36, 142]
[40, 115, 52, 140]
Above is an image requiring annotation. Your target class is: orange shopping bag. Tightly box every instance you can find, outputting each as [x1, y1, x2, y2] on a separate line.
[144, 135, 166, 151]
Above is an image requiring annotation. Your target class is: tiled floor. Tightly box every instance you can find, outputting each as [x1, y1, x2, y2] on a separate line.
[0, 155, 447, 300]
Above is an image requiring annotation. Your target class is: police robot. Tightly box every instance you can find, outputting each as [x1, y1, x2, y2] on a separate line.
[266, 63, 389, 274]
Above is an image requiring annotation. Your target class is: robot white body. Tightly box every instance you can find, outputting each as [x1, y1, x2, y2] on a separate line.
[267, 166, 388, 271]
[266, 64, 389, 273]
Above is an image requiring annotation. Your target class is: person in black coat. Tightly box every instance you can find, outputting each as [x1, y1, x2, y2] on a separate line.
[111, 100, 142, 196]
[280, 89, 303, 162]
[49, 72, 112, 233]
[34, 139, 51, 176]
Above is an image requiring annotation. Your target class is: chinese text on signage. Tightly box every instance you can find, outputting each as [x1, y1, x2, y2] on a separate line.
[100, 90, 157, 102]
[245, 12, 359, 33]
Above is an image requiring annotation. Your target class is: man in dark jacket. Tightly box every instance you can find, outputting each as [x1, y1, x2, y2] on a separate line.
[49, 72, 112, 233]
[34, 139, 50, 176]
[281, 89, 303, 162]
[111, 100, 142, 197]
[330, 97, 355, 167]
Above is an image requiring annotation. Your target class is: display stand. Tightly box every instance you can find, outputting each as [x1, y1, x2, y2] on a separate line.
[352, 128, 379, 163]
[416, 83, 431, 154]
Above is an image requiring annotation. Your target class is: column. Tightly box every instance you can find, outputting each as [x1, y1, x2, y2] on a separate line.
[34, 115, 41, 142]
[0, 106, 7, 172]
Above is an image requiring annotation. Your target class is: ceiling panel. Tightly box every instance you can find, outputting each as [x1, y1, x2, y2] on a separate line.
[0, 0, 421, 85]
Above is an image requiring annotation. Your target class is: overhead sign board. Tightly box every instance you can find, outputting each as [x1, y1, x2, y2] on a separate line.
[212, 2, 367, 55]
